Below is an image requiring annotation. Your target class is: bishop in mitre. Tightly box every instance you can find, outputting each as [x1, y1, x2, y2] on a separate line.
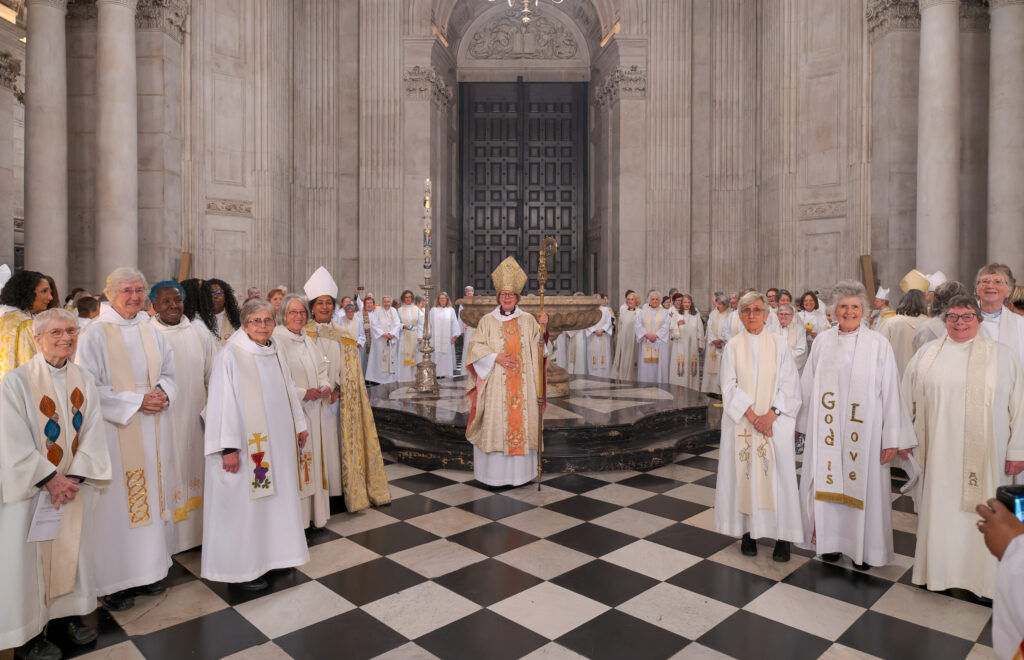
[465, 257, 548, 487]
[0, 310, 110, 659]
[201, 298, 310, 592]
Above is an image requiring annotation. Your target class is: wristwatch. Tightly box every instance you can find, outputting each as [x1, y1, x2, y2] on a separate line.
[770, 406, 781, 416]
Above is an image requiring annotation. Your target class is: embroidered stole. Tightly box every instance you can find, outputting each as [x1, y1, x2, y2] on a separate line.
[589, 310, 610, 370]
[399, 306, 418, 367]
[377, 310, 396, 374]
[288, 331, 325, 497]
[706, 310, 723, 375]
[732, 331, 778, 514]
[501, 319, 527, 456]
[643, 308, 663, 364]
[27, 354, 88, 604]
[101, 322, 164, 528]
[910, 337, 995, 512]
[812, 331, 872, 510]
[218, 313, 235, 345]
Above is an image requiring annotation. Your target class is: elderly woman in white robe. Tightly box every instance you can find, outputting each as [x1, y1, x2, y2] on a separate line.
[702, 292, 731, 395]
[612, 291, 641, 381]
[797, 281, 915, 569]
[636, 290, 672, 384]
[0, 310, 110, 659]
[586, 300, 614, 377]
[365, 296, 400, 384]
[903, 294, 1024, 600]
[273, 294, 332, 530]
[75, 267, 177, 612]
[202, 298, 309, 592]
[669, 294, 704, 389]
[429, 292, 463, 378]
[716, 291, 804, 562]
[772, 303, 808, 372]
[911, 280, 969, 352]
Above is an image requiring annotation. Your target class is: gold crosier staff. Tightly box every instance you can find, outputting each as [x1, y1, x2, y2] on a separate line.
[536, 237, 557, 490]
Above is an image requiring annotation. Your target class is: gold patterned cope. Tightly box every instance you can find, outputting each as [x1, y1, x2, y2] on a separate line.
[0, 310, 38, 381]
[491, 256, 528, 294]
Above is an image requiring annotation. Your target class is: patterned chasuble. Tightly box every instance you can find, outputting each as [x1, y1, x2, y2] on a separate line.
[502, 319, 526, 456]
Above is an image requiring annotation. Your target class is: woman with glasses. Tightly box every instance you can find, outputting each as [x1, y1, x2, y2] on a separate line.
[196, 278, 241, 346]
[0, 271, 54, 381]
[715, 291, 804, 562]
[903, 294, 1024, 601]
[976, 263, 1024, 361]
[202, 298, 310, 592]
[668, 293, 703, 389]
[797, 281, 915, 570]
[76, 268, 178, 612]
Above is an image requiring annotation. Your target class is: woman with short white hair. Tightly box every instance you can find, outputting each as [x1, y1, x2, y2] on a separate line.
[702, 292, 731, 395]
[716, 291, 804, 562]
[612, 290, 641, 381]
[76, 267, 178, 612]
[797, 280, 915, 569]
[635, 290, 671, 384]
[429, 292, 463, 378]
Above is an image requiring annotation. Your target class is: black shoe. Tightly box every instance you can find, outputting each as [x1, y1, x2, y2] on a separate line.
[234, 576, 269, 592]
[821, 552, 842, 563]
[741, 533, 757, 556]
[772, 540, 791, 563]
[100, 590, 135, 612]
[48, 617, 97, 646]
[852, 561, 871, 571]
[134, 580, 167, 596]
[14, 634, 61, 660]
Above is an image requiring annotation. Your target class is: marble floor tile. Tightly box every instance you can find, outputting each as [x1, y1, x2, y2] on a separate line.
[697, 610, 831, 660]
[555, 609, 688, 660]
[406, 507, 491, 538]
[521, 642, 590, 659]
[708, 541, 809, 581]
[891, 510, 919, 534]
[388, 538, 487, 578]
[551, 560, 660, 607]
[433, 558, 543, 607]
[416, 609, 548, 660]
[234, 581, 354, 639]
[111, 580, 228, 636]
[680, 507, 717, 532]
[362, 581, 480, 640]
[618, 582, 737, 640]
[502, 484, 575, 507]
[583, 483, 656, 507]
[220, 641, 294, 660]
[600, 539, 703, 581]
[495, 539, 595, 580]
[662, 483, 718, 507]
[298, 537, 380, 579]
[421, 482, 493, 506]
[172, 550, 202, 578]
[389, 485, 414, 500]
[384, 463, 426, 480]
[500, 507, 584, 537]
[745, 582, 866, 641]
[324, 508, 400, 537]
[73, 641, 146, 660]
[586, 469, 643, 483]
[966, 643, 999, 660]
[590, 507, 675, 537]
[370, 642, 441, 660]
[489, 581, 609, 640]
[649, 464, 714, 484]
[817, 643, 885, 660]
[667, 642, 735, 660]
[427, 469, 475, 483]
[870, 583, 992, 641]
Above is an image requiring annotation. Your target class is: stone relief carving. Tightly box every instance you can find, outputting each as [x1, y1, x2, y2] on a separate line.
[798, 201, 847, 220]
[0, 52, 22, 102]
[594, 65, 647, 107]
[866, 0, 921, 42]
[991, 0, 1024, 7]
[403, 65, 453, 107]
[66, 0, 97, 23]
[206, 197, 253, 218]
[467, 9, 579, 60]
[136, 0, 189, 43]
[959, 0, 990, 31]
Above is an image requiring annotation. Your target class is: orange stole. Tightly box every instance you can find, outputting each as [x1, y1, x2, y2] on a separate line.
[502, 319, 527, 456]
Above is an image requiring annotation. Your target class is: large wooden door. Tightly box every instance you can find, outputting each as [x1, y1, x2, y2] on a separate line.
[460, 82, 587, 295]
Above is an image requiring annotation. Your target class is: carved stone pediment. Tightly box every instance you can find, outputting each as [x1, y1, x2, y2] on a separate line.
[206, 197, 253, 218]
[467, 9, 579, 61]
[403, 65, 454, 108]
[594, 65, 647, 108]
[866, 0, 921, 42]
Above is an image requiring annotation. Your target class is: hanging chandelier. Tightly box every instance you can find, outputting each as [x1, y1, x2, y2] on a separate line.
[489, 0, 565, 24]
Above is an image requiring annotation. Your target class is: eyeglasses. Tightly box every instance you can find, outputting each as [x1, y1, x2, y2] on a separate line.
[740, 307, 767, 315]
[44, 327, 79, 339]
[210, 290, 225, 297]
[945, 312, 978, 323]
[247, 317, 274, 326]
[117, 287, 146, 296]
[286, 310, 307, 317]
[979, 278, 1006, 287]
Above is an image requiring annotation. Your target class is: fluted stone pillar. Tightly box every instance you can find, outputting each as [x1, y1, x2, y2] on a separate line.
[24, 0, 68, 290]
[0, 54, 22, 270]
[987, 0, 1024, 275]
[95, 0, 139, 283]
[915, 0, 959, 278]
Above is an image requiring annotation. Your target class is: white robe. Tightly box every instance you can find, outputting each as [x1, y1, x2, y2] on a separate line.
[772, 321, 808, 372]
[912, 316, 946, 353]
[669, 311, 704, 389]
[612, 306, 640, 381]
[994, 535, 1024, 660]
[458, 304, 473, 376]
[552, 332, 569, 370]
[877, 314, 928, 378]
[715, 331, 804, 542]
[635, 305, 671, 384]
[0, 359, 110, 648]
[796, 328, 916, 566]
[565, 330, 588, 376]
[75, 307, 178, 596]
[586, 306, 614, 378]
[365, 307, 400, 384]
[151, 317, 214, 553]
[702, 308, 728, 395]
[799, 308, 830, 348]
[980, 308, 1024, 362]
[306, 322, 345, 498]
[428, 307, 462, 378]
[902, 336, 1024, 598]
[273, 326, 331, 528]
[201, 331, 309, 583]
[396, 305, 423, 382]
[720, 310, 742, 344]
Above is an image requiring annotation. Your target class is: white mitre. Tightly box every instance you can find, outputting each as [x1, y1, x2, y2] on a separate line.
[926, 271, 947, 293]
[303, 266, 338, 301]
[875, 286, 890, 301]
[0, 264, 11, 288]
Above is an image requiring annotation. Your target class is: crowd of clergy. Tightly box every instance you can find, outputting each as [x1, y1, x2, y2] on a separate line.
[4, 255, 1024, 660]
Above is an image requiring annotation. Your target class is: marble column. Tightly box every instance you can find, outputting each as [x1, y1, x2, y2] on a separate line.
[95, 0, 139, 284]
[0, 53, 21, 269]
[23, 0, 68, 290]
[987, 0, 1024, 275]
[915, 0, 959, 278]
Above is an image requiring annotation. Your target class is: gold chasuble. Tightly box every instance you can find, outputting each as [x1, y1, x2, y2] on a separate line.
[0, 310, 37, 381]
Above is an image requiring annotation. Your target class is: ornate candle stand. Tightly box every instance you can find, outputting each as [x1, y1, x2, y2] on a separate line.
[413, 179, 440, 394]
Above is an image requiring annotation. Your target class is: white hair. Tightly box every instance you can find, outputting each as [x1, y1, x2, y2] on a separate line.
[828, 280, 870, 318]
[738, 291, 768, 311]
[240, 297, 275, 326]
[103, 267, 148, 300]
[33, 308, 77, 335]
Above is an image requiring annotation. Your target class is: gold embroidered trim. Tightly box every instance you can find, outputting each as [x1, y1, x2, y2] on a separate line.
[814, 491, 864, 510]
[125, 469, 151, 524]
[172, 496, 203, 523]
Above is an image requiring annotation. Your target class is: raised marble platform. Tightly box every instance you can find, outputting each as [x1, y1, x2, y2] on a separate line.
[370, 375, 718, 473]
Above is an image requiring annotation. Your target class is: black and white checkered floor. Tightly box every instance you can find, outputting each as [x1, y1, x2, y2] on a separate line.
[41, 446, 997, 660]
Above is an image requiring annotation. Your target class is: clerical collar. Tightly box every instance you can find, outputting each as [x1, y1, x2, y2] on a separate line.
[981, 309, 1002, 320]
[499, 307, 516, 316]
